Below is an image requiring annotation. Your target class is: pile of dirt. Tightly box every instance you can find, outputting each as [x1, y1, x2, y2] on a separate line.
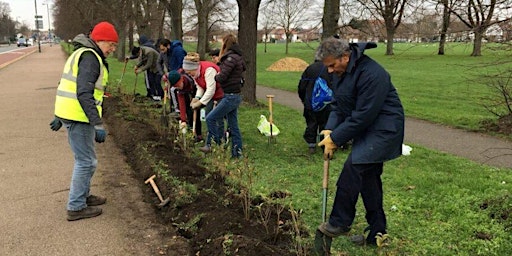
[266, 57, 309, 72]
[103, 96, 302, 256]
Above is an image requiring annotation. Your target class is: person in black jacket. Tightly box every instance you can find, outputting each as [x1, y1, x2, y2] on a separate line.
[316, 38, 404, 246]
[298, 61, 333, 154]
[199, 34, 245, 158]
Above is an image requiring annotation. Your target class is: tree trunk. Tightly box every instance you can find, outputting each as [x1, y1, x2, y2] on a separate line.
[438, 0, 450, 55]
[471, 29, 483, 56]
[322, 0, 340, 39]
[385, 29, 394, 55]
[166, 0, 183, 40]
[237, 0, 261, 104]
[194, 0, 209, 60]
[285, 33, 290, 54]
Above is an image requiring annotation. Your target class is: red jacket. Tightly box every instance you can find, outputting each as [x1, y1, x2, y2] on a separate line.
[196, 61, 223, 101]
[176, 69, 195, 122]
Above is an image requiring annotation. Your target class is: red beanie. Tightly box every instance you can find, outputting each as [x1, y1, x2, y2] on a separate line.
[90, 21, 118, 43]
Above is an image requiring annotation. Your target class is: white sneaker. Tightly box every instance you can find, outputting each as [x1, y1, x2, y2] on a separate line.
[152, 96, 162, 101]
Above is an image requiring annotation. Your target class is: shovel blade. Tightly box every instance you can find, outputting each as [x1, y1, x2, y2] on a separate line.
[313, 229, 332, 255]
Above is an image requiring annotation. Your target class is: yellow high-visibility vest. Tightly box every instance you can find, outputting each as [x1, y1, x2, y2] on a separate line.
[54, 47, 108, 123]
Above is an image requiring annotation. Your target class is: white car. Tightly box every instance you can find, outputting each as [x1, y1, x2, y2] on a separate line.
[27, 38, 34, 46]
[17, 38, 27, 47]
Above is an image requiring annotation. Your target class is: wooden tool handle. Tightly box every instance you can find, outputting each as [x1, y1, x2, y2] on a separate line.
[323, 159, 329, 189]
[192, 109, 197, 136]
[149, 180, 164, 202]
[266, 95, 274, 124]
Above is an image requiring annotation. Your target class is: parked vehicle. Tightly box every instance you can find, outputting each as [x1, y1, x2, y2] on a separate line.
[17, 38, 28, 47]
[27, 38, 34, 46]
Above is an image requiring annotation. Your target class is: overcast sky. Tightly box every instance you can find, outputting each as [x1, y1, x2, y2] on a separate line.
[4, 0, 53, 30]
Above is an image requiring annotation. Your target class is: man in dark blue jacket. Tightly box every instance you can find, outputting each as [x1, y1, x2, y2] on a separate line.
[316, 38, 404, 246]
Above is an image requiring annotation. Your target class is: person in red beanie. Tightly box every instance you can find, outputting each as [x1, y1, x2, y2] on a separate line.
[49, 21, 118, 221]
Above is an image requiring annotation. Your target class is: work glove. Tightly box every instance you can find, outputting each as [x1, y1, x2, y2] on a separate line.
[180, 121, 188, 134]
[94, 125, 107, 143]
[49, 117, 62, 131]
[190, 99, 203, 109]
[318, 130, 337, 160]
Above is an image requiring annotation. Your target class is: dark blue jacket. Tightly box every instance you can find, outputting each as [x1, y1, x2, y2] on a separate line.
[326, 42, 404, 164]
[169, 40, 187, 71]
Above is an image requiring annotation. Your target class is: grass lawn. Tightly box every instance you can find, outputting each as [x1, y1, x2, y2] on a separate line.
[256, 42, 512, 133]
[64, 41, 512, 255]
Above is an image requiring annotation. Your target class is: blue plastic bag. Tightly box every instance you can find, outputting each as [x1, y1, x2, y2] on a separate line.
[311, 76, 333, 111]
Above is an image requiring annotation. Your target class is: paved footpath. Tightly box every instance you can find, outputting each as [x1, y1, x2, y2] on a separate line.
[256, 86, 512, 169]
[0, 45, 173, 256]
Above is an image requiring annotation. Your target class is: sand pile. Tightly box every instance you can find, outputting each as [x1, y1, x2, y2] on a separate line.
[266, 57, 309, 72]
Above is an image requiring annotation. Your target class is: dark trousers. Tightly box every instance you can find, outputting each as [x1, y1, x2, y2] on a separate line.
[303, 107, 330, 145]
[329, 153, 386, 244]
[144, 70, 164, 97]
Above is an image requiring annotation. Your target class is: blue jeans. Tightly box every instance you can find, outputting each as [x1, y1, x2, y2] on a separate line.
[64, 122, 97, 211]
[205, 94, 243, 157]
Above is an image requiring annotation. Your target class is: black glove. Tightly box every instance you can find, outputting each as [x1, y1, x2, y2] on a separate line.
[94, 125, 107, 143]
[49, 118, 62, 131]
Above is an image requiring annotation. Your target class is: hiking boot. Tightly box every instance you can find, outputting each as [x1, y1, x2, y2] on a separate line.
[86, 195, 106, 206]
[67, 206, 102, 221]
[318, 222, 350, 237]
[350, 234, 366, 246]
[199, 146, 211, 153]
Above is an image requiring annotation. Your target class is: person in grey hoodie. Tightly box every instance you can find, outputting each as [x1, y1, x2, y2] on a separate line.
[130, 45, 163, 101]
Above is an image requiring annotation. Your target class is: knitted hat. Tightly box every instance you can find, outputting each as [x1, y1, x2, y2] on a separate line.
[90, 21, 118, 43]
[167, 70, 182, 86]
[182, 59, 199, 71]
[209, 48, 220, 57]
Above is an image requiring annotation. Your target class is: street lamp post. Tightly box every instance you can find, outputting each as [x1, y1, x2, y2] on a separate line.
[43, 1, 52, 46]
[34, 0, 41, 53]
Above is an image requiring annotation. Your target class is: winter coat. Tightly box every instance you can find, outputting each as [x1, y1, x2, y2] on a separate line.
[169, 40, 187, 71]
[138, 35, 157, 50]
[136, 46, 160, 73]
[59, 34, 109, 126]
[298, 61, 333, 110]
[325, 42, 404, 164]
[215, 44, 246, 94]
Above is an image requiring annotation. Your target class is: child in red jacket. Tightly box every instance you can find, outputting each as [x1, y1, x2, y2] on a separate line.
[166, 70, 203, 142]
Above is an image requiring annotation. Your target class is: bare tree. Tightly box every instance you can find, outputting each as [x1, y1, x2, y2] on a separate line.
[237, 0, 262, 104]
[271, 0, 317, 54]
[356, 0, 409, 55]
[189, 0, 233, 59]
[322, 0, 340, 39]
[449, 0, 512, 56]
[0, 1, 16, 43]
[259, 0, 278, 52]
[436, 0, 456, 55]
[162, 0, 184, 40]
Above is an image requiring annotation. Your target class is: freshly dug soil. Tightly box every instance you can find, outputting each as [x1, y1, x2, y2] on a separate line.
[102, 95, 301, 255]
[266, 57, 309, 72]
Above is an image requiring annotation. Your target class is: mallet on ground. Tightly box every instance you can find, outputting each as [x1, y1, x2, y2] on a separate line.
[144, 175, 171, 208]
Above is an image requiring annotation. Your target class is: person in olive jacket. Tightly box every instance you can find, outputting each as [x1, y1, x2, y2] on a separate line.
[316, 38, 405, 246]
